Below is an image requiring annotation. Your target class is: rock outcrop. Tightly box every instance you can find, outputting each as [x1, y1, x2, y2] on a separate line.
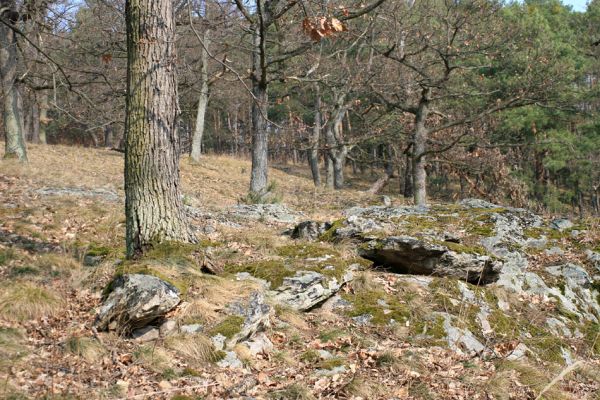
[358, 236, 501, 284]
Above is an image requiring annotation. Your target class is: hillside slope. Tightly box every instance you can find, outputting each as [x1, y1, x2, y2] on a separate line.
[1, 145, 599, 399]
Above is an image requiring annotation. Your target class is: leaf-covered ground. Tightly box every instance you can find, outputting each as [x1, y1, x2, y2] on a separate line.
[1, 144, 599, 399]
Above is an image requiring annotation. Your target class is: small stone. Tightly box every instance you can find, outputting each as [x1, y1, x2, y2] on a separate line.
[377, 299, 389, 307]
[545, 247, 564, 256]
[83, 255, 104, 267]
[318, 350, 333, 359]
[157, 380, 172, 390]
[352, 314, 373, 325]
[242, 332, 273, 355]
[212, 334, 227, 351]
[180, 324, 203, 334]
[217, 351, 244, 368]
[316, 365, 347, 376]
[132, 326, 159, 342]
[382, 195, 392, 206]
[550, 218, 573, 231]
[159, 320, 177, 337]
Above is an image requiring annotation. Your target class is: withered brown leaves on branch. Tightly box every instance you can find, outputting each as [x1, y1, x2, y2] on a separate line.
[302, 16, 347, 42]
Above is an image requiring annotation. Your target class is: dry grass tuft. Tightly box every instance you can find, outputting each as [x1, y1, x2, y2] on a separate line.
[133, 344, 175, 372]
[268, 383, 314, 400]
[487, 361, 572, 400]
[0, 327, 28, 370]
[0, 282, 62, 322]
[164, 334, 220, 364]
[178, 275, 260, 324]
[341, 376, 383, 398]
[64, 336, 106, 362]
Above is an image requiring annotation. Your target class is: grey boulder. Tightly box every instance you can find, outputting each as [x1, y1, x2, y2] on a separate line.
[291, 221, 332, 240]
[95, 274, 180, 332]
[270, 268, 355, 311]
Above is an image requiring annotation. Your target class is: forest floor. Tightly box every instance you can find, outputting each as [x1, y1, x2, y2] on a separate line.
[1, 144, 599, 400]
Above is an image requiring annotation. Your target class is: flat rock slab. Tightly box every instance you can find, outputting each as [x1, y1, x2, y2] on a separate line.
[359, 236, 501, 284]
[95, 274, 180, 332]
[270, 268, 355, 311]
[229, 204, 301, 223]
[34, 187, 120, 202]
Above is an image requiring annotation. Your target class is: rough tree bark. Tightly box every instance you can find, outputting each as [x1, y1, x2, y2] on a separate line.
[324, 93, 349, 190]
[0, 0, 28, 161]
[190, 26, 210, 162]
[308, 84, 322, 186]
[249, 12, 270, 196]
[124, 0, 196, 258]
[412, 88, 430, 206]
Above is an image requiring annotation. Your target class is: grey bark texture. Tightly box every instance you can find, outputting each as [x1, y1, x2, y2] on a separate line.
[412, 89, 430, 206]
[249, 16, 270, 196]
[124, 0, 196, 257]
[0, 1, 28, 161]
[190, 27, 210, 163]
[324, 92, 349, 190]
[308, 85, 321, 186]
[38, 90, 48, 144]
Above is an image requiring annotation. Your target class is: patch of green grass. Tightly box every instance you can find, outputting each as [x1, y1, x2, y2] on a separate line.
[276, 243, 339, 259]
[0, 248, 16, 265]
[300, 349, 320, 363]
[9, 265, 40, 276]
[582, 322, 600, 355]
[225, 259, 289, 289]
[342, 289, 411, 325]
[316, 357, 345, 370]
[208, 315, 244, 339]
[226, 254, 353, 289]
[318, 329, 346, 342]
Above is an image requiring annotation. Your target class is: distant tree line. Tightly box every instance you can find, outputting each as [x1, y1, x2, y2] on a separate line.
[2, 0, 600, 215]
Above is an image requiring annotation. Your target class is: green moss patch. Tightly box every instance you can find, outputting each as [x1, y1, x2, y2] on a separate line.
[208, 315, 244, 339]
[276, 243, 339, 259]
[342, 289, 411, 325]
[225, 255, 354, 289]
[318, 219, 345, 242]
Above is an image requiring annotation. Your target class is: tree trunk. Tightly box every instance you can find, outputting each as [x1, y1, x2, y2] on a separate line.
[104, 125, 114, 148]
[412, 89, 430, 206]
[249, 21, 269, 196]
[124, 0, 195, 258]
[403, 151, 413, 198]
[190, 27, 210, 163]
[325, 154, 334, 189]
[308, 85, 321, 186]
[324, 92, 348, 190]
[0, 2, 27, 161]
[38, 90, 48, 144]
[31, 100, 40, 143]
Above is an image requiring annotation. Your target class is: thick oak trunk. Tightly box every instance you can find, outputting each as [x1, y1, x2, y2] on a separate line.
[124, 0, 195, 257]
[0, 2, 28, 161]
